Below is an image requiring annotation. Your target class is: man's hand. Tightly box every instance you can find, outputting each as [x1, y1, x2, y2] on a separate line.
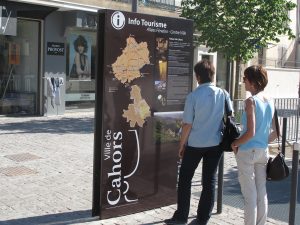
[178, 123, 192, 159]
[231, 142, 238, 154]
[178, 146, 185, 159]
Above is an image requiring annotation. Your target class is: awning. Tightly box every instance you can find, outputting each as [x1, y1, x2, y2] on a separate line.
[7, 0, 100, 12]
[4, 0, 58, 19]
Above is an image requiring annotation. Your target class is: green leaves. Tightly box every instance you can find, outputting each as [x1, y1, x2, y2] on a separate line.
[180, 0, 296, 62]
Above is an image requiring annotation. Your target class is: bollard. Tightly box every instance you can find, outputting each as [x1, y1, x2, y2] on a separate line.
[288, 142, 300, 225]
[282, 118, 287, 156]
[217, 154, 224, 214]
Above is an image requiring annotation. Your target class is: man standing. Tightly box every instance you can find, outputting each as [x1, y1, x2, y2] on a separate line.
[164, 59, 233, 225]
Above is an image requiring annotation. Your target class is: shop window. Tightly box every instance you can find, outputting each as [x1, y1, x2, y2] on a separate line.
[0, 19, 39, 115]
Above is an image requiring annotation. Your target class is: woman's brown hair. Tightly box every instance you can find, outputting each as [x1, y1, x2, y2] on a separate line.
[244, 65, 268, 92]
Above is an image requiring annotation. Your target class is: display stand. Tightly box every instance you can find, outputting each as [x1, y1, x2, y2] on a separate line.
[43, 73, 65, 116]
[93, 9, 194, 219]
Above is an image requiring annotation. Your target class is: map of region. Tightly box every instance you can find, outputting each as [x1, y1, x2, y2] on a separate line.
[111, 36, 150, 83]
[123, 85, 151, 127]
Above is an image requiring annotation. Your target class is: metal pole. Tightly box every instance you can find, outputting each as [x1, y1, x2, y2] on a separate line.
[217, 154, 224, 214]
[282, 117, 287, 156]
[289, 98, 299, 225]
[226, 60, 232, 99]
[132, 0, 138, 12]
[289, 142, 299, 225]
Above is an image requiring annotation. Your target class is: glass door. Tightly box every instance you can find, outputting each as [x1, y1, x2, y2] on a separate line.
[0, 19, 40, 115]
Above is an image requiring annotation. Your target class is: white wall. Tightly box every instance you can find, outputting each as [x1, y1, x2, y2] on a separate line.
[264, 68, 300, 98]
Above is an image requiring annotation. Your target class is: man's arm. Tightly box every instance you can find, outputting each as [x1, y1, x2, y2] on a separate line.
[178, 123, 192, 159]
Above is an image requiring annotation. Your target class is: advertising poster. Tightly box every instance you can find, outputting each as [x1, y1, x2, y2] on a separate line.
[68, 33, 92, 81]
[65, 30, 95, 102]
[93, 10, 193, 219]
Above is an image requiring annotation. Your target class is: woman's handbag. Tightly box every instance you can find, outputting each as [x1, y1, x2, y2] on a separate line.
[220, 92, 240, 152]
[266, 152, 289, 181]
[266, 109, 289, 181]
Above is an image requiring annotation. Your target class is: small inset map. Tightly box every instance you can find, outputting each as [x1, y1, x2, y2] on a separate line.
[111, 36, 150, 84]
[123, 85, 151, 127]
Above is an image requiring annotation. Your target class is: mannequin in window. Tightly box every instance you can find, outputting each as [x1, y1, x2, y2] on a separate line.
[69, 35, 90, 80]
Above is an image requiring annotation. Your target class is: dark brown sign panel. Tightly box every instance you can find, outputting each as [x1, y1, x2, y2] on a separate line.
[93, 9, 193, 219]
[47, 42, 65, 56]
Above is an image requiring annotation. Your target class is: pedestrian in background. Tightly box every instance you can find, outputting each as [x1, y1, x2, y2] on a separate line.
[165, 59, 233, 225]
[231, 65, 277, 225]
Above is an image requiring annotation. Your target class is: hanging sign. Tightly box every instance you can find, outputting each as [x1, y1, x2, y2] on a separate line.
[0, 5, 17, 36]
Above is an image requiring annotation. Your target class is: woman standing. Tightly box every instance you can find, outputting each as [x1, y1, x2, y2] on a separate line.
[231, 65, 277, 225]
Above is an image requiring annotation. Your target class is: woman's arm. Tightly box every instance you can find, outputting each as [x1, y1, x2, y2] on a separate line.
[231, 97, 256, 153]
[178, 123, 192, 159]
[269, 115, 279, 143]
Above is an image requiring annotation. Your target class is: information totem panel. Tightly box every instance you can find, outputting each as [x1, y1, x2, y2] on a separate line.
[93, 9, 193, 219]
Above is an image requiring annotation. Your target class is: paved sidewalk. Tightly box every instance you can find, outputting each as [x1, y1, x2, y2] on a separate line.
[0, 112, 291, 225]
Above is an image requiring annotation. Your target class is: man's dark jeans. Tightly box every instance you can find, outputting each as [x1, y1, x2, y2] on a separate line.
[173, 145, 223, 225]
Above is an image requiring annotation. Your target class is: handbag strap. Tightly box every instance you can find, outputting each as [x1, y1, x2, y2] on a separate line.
[222, 89, 232, 117]
[274, 108, 281, 152]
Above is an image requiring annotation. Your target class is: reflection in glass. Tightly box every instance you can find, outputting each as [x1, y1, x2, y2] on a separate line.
[0, 19, 39, 115]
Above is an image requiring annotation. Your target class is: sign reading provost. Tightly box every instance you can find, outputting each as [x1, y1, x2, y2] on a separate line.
[93, 9, 193, 219]
[47, 42, 65, 56]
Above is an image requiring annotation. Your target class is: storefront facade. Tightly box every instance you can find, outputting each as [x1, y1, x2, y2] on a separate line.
[0, 0, 101, 116]
[0, 0, 180, 116]
[43, 9, 98, 115]
[1, 2, 47, 115]
[3, 0, 227, 116]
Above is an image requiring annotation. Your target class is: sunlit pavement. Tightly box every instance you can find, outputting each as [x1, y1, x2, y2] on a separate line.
[0, 112, 292, 224]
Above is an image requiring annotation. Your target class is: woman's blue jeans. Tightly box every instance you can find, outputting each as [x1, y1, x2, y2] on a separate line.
[173, 145, 223, 224]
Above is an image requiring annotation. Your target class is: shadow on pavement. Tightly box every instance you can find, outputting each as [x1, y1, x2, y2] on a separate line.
[222, 161, 300, 223]
[140, 216, 198, 225]
[140, 222, 166, 225]
[0, 117, 94, 135]
[0, 210, 99, 225]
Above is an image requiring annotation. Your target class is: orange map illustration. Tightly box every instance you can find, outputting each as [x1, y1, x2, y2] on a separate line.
[111, 36, 150, 83]
[123, 85, 151, 127]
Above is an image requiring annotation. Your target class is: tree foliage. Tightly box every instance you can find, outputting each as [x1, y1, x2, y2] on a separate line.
[180, 0, 296, 62]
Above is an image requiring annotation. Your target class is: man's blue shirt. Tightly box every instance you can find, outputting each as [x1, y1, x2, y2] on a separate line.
[183, 82, 232, 147]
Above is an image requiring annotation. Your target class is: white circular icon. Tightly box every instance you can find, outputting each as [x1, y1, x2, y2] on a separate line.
[111, 11, 125, 30]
